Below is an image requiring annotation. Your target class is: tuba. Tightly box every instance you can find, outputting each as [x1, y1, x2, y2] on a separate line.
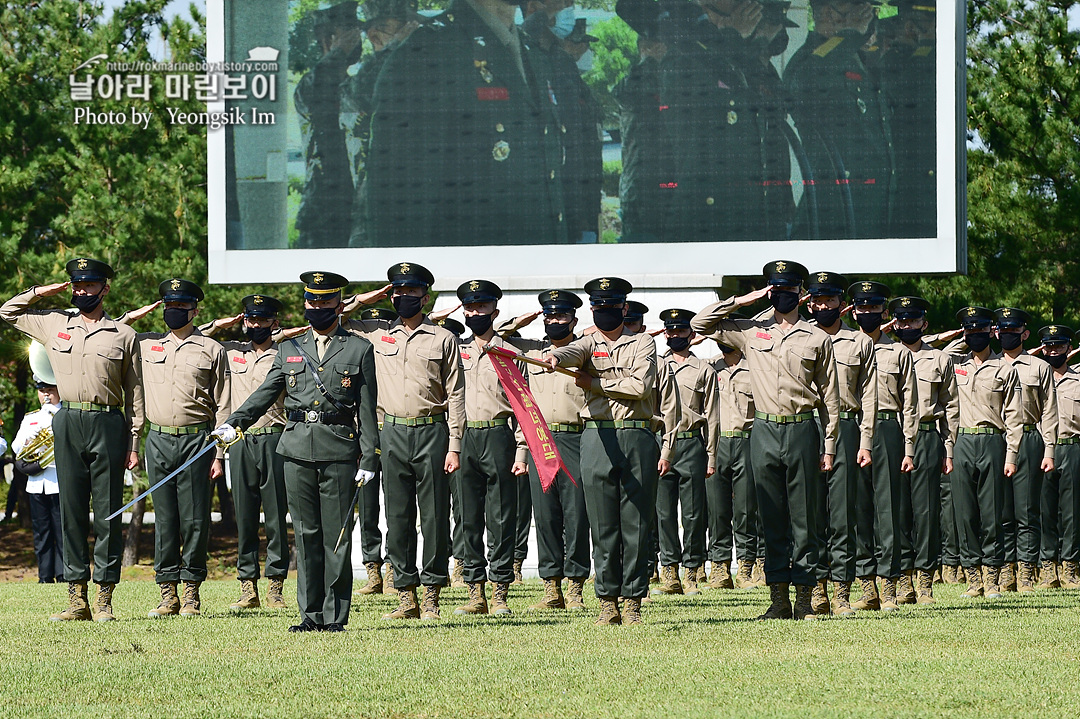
[18, 341, 56, 467]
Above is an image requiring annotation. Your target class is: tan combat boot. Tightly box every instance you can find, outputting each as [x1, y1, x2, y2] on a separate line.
[1017, 561, 1036, 593]
[530, 578, 565, 610]
[941, 565, 957, 584]
[420, 585, 441, 620]
[1001, 562, 1017, 592]
[851, 577, 880, 611]
[513, 560, 524, 585]
[879, 577, 899, 612]
[453, 582, 489, 616]
[792, 584, 818, 621]
[915, 570, 935, 605]
[265, 577, 287, 609]
[984, 566, 1002, 599]
[358, 562, 383, 595]
[1061, 561, 1080, 589]
[811, 580, 830, 616]
[651, 565, 684, 595]
[1037, 560, 1060, 589]
[179, 581, 202, 617]
[148, 582, 180, 618]
[734, 560, 754, 589]
[566, 578, 587, 610]
[50, 581, 92, 622]
[491, 582, 512, 615]
[230, 579, 260, 610]
[752, 558, 767, 587]
[383, 587, 420, 620]
[709, 561, 734, 590]
[623, 597, 644, 625]
[92, 583, 116, 622]
[757, 583, 793, 620]
[963, 566, 984, 597]
[595, 596, 622, 625]
[451, 558, 466, 589]
[382, 565, 397, 594]
[683, 566, 702, 596]
[896, 571, 916, 605]
[832, 581, 855, 618]
[933, 568, 943, 584]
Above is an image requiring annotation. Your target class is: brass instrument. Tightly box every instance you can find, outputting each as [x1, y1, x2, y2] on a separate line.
[16, 425, 54, 468]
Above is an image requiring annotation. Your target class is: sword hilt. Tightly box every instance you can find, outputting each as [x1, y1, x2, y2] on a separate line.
[210, 428, 244, 449]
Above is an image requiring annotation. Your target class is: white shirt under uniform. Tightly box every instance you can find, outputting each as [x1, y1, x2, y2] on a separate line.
[12, 403, 59, 495]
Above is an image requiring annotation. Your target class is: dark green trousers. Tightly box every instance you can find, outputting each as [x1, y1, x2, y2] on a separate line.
[855, 418, 903, 578]
[230, 431, 289, 580]
[529, 430, 590, 579]
[146, 430, 215, 583]
[450, 469, 465, 563]
[1003, 429, 1044, 564]
[459, 425, 517, 585]
[359, 457, 383, 565]
[712, 434, 761, 563]
[819, 417, 859, 582]
[515, 470, 531, 563]
[382, 422, 450, 588]
[284, 457, 355, 625]
[51, 408, 127, 584]
[581, 426, 659, 599]
[952, 433, 1006, 568]
[751, 419, 823, 586]
[941, 466, 960, 565]
[656, 434, 707, 568]
[1041, 443, 1080, 563]
[903, 428, 944, 571]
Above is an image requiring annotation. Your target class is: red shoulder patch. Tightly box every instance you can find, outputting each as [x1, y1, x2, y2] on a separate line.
[57, 332, 71, 340]
[286, 356, 304, 363]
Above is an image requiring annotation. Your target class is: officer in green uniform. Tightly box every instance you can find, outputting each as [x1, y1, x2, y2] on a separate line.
[366, 0, 568, 246]
[0, 259, 144, 622]
[691, 261, 840, 621]
[545, 278, 669, 625]
[217, 271, 380, 632]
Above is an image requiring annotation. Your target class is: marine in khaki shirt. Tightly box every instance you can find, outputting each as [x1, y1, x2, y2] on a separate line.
[1039, 325, 1080, 586]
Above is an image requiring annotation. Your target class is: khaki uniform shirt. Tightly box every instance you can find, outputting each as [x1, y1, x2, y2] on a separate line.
[459, 333, 529, 464]
[1004, 352, 1058, 460]
[906, 341, 960, 458]
[345, 316, 466, 453]
[653, 363, 681, 463]
[1, 288, 144, 451]
[506, 335, 588, 428]
[950, 349, 1024, 464]
[664, 351, 721, 467]
[1054, 367, 1080, 440]
[710, 355, 755, 433]
[825, 324, 877, 452]
[871, 333, 920, 455]
[196, 322, 286, 430]
[691, 297, 841, 455]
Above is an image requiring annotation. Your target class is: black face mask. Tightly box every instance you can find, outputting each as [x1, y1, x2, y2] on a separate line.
[71, 289, 104, 313]
[593, 306, 624, 332]
[245, 325, 274, 345]
[392, 294, 424, 319]
[465, 314, 493, 336]
[999, 332, 1024, 351]
[856, 312, 883, 333]
[811, 307, 841, 328]
[304, 306, 339, 332]
[163, 307, 193, 330]
[667, 336, 690, 352]
[965, 332, 991, 353]
[896, 327, 923, 345]
[769, 290, 799, 315]
[1045, 353, 1069, 369]
[545, 321, 572, 341]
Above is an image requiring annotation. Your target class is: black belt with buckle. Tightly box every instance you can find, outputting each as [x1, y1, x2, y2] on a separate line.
[287, 410, 353, 425]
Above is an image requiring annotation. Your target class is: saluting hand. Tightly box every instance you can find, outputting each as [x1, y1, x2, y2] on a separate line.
[35, 281, 70, 298]
[734, 286, 770, 307]
[212, 312, 244, 330]
[278, 325, 310, 340]
[881, 318, 897, 333]
[428, 303, 461, 323]
[127, 300, 163, 322]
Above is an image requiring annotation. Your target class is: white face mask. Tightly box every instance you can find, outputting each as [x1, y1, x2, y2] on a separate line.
[576, 47, 594, 73]
[551, 6, 576, 39]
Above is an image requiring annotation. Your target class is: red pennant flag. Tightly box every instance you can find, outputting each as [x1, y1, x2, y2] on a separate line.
[486, 346, 576, 492]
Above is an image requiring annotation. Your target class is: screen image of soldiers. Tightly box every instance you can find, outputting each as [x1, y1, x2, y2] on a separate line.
[294, 1, 365, 249]
[783, 0, 896, 239]
[0, 259, 143, 622]
[366, 0, 569, 246]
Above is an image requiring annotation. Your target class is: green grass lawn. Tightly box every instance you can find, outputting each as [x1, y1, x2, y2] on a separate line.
[2, 580, 1080, 718]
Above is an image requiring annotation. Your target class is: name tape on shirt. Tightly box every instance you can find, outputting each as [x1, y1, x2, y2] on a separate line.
[756, 331, 772, 340]
[232, 356, 247, 364]
[476, 87, 509, 101]
[461, 352, 471, 360]
[381, 336, 396, 344]
[286, 356, 304, 363]
[955, 368, 968, 376]
[151, 345, 165, 352]
[57, 332, 71, 340]
[592, 351, 609, 358]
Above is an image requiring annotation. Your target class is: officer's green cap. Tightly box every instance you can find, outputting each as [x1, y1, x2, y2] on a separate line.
[360, 307, 398, 322]
[437, 317, 465, 337]
[807, 271, 848, 297]
[66, 258, 113, 282]
[760, 1, 800, 29]
[387, 262, 434, 288]
[763, 260, 809, 287]
[994, 307, 1031, 330]
[456, 279, 502, 305]
[300, 271, 348, 300]
[242, 294, 283, 318]
[660, 308, 693, 329]
[159, 278, 204, 303]
[538, 289, 583, 314]
[848, 280, 891, 306]
[1038, 324, 1073, 346]
[584, 277, 632, 305]
[956, 306, 995, 329]
[889, 296, 929, 319]
[625, 301, 649, 322]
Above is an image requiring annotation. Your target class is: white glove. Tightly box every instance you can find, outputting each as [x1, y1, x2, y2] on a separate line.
[211, 424, 238, 444]
[355, 468, 376, 487]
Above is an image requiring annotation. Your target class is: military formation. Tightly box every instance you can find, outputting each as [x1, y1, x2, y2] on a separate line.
[5, 255, 1080, 629]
